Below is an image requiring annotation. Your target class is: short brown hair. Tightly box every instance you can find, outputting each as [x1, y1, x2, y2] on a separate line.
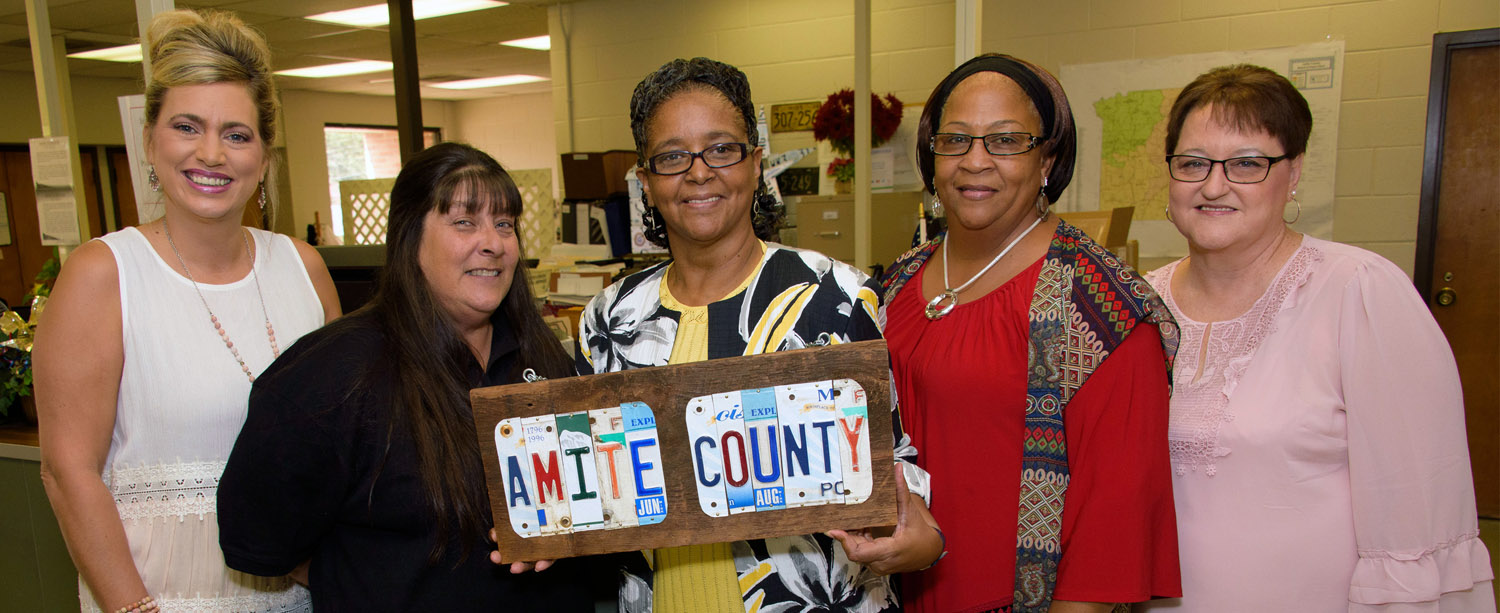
[1165, 64, 1312, 158]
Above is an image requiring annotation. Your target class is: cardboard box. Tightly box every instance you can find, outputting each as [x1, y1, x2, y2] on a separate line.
[560, 151, 636, 200]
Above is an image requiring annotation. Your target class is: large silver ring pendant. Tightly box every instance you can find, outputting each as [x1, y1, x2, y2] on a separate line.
[925, 290, 959, 320]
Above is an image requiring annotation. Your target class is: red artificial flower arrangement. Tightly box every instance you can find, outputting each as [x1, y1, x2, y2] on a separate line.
[826, 157, 855, 182]
[812, 89, 904, 156]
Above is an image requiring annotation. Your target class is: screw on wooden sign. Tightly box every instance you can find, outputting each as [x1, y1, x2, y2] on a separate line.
[472, 341, 898, 561]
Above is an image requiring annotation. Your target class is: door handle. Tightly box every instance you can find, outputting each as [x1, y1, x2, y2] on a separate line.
[816, 231, 842, 239]
[1435, 287, 1457, 307]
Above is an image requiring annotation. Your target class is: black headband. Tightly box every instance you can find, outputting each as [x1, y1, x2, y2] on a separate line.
[932, 55, 1056, 139]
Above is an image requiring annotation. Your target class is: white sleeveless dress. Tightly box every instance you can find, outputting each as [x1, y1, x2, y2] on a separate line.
[82, 227, 322, 613]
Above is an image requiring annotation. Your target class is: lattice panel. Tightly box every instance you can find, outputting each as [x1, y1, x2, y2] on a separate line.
[340, 178, 396, 245]
[509, 169, 557, 259]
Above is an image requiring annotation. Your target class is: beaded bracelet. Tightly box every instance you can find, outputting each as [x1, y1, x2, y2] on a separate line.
[115, 595, 157, 613]
[923, 526, 948, 570]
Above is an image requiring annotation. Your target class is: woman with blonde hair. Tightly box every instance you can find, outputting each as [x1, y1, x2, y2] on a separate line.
[35, 9, 338, 613]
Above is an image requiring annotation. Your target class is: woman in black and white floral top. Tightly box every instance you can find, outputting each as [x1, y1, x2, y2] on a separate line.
[576, 57, 943, 613]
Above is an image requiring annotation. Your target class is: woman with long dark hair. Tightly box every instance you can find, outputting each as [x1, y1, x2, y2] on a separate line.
[217, 143, 595, 611]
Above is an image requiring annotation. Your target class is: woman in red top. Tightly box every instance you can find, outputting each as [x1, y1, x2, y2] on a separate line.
[881, 54, 1181, 613]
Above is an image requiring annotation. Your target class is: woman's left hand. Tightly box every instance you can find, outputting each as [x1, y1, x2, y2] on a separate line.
[488, 528, 555, 573]
[828, 467, 944, 575]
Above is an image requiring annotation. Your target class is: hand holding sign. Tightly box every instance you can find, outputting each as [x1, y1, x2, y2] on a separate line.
[827, 466, 944, 576]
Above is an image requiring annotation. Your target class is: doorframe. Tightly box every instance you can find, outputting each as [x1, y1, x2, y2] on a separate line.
[1414, 27, 1500, 300]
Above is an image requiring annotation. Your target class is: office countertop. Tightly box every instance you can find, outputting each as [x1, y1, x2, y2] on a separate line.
[0, 425, 40, 461]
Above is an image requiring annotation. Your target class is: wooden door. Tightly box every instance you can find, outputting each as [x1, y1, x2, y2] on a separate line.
[1416, 29, 1500, 518]
[109, 148, 138, 229]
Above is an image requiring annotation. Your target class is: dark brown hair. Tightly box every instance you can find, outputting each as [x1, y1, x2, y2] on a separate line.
[916, 53, 1077, 203]
[371, 142, 572, 564]
[628, 57, 781, 249]
[1165, 64, 1313, 158]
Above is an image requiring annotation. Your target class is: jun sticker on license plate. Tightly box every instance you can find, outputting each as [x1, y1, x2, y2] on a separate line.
[494, 417, 541, 538]
[621, 402, 667, 525]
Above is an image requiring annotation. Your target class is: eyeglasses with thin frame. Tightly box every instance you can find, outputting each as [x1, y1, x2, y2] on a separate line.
[646, 143, 750, 176]
[930, 132, 1042, 157]
[1164, 154, 1290, 184]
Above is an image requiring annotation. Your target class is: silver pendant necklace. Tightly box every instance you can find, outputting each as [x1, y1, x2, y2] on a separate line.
[925, 215, 1045, 320]
[163, 221, 281, 382]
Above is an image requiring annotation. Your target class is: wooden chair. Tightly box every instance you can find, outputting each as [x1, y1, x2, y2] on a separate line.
[1058, 206, 1138, 268]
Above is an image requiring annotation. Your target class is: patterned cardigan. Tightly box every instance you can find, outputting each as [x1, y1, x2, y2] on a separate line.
[577, 242, 927, 613]
[880, 220, 1178, 612]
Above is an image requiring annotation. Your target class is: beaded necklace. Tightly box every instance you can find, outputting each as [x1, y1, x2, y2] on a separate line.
[162, 221, 280, 382]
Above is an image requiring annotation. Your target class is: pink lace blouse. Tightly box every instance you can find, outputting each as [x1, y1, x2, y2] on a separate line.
[1141, 236, 1494, 612]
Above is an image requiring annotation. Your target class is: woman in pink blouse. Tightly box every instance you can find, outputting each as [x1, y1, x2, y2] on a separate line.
[1141, 64, 1494, 611]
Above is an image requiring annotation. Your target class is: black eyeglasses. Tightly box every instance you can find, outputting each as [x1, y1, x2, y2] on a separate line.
[930, 132, 1042, 156]
[1165, 154, 1290, 184]
[646, 143, 750, 175]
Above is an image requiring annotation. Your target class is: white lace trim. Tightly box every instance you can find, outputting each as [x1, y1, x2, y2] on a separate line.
[1158, 245, 1323, 476]
[105, 460, 225, 521]
[81, 586, 312, 613]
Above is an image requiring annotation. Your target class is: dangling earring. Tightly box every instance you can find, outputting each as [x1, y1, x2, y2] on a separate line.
[930, 196, 944, 217]
[148, 165, 161, 192]
[258, 181, 268, 216]
[1284, 189, 1302, 224]
[1034, 176, 1050, 218]
[641, 193, 665, 245]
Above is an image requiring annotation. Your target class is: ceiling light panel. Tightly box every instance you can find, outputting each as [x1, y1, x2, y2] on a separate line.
[306, 0, 508, 27]
[499, 35, 550, 50]
[429, 74, 548, 90]
[276, 60, 393, 78]
[68, 44, 143, 63]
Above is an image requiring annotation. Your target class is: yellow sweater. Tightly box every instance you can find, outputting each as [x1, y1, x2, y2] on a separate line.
[651, 244, 764, 613]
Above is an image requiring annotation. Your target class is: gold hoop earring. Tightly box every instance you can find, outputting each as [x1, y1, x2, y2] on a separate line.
[1165, 203, 1174, 223]
[1284, 191, 1301, 225]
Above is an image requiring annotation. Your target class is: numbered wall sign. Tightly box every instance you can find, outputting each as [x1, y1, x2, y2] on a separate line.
[472, 340, 897, 562]
[769, 101, 821, 133]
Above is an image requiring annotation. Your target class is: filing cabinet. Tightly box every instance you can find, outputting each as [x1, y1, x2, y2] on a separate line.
[786, 192, 924, 270]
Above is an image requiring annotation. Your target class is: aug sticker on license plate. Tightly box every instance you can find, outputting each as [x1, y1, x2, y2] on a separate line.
[741, 387, 786, 511]
[621, 402, 667, 525]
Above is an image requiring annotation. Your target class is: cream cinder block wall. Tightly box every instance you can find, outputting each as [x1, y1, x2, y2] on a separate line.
[981, 0, 1500, 276]
[277, 89, 457, 240]
[452, 92, 559, 195]
[549, 0, 956, 159]
[0, 72, 142, 145]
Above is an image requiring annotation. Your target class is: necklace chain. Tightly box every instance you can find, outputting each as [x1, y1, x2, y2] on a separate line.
[163, 221, 280, 382]
[925, 215, 1046, 320]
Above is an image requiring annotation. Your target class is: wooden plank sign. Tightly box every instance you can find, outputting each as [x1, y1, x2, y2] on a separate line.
[472, 340, 897, 562]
